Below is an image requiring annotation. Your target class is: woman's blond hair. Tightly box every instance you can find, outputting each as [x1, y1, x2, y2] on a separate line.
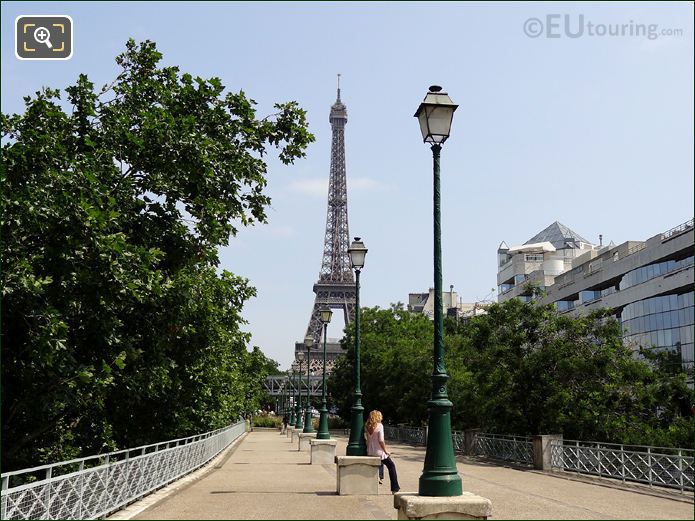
[365, 410, 383, 435]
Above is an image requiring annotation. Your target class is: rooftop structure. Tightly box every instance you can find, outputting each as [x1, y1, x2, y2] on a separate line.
[497, 221, 598, 303]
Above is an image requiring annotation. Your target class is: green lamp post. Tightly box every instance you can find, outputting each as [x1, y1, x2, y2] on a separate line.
[302, 335, 315, 433]
[414, 85, 462, 497]
[282, 375, 288, 416]
[289, 368, 296, 426]
[345, 237, 368, 456]
[294, 359, 303, 429]
[316, 306, 333, 439]
[288, 371, 295, 425]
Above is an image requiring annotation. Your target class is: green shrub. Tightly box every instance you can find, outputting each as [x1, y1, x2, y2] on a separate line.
[328, 416, 348, 429]
[253, 415, 281, 428]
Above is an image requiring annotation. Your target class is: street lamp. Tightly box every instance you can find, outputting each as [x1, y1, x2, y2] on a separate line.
[346, 237, 368, 456]
[285, 375, 289, 416]
[294, 357, 304, 430]
[303, 335, 315, 433]
[288, 369, 295, 426]
[292, 367, 299, 426]
[414, 85, 462, 497]
[316, 306, 333, 439]
[283, 373, 289, 416]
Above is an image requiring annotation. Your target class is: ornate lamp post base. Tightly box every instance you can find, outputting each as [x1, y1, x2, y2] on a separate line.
[294, 405, 303, 430]
[303, 411, 315, 433]
[345, 400, 366, 456]
[316, 407, 331, 439]
[418, 402, 462, 495]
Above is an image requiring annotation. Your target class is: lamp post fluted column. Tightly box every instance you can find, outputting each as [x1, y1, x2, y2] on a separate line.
[294, 364, 303, 429]
[285, 377, 289, 416]
[316, 307, 333, 439]
[293, 369, 299, 426]
[280, 383, 284, 416]
[303, 339, 315, 433]
[289, 370, 295, 426]
[346, 270, 366, 455]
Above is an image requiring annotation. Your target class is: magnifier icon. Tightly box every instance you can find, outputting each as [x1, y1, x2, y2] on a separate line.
[33, 26, 53, 49]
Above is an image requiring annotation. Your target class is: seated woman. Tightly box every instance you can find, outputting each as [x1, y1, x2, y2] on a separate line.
[365, 410, 400, 493]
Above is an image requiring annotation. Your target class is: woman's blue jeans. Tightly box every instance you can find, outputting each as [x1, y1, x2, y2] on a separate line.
[379, 456, 400, 492]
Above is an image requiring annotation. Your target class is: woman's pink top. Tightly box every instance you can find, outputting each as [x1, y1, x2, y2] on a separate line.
[366, 423, 387, 460]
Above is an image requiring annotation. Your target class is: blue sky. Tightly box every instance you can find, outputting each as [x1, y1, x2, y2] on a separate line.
[3, 1, 693, 370]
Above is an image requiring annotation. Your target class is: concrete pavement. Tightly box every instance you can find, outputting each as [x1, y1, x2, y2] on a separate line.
[129, 429, 693, 519]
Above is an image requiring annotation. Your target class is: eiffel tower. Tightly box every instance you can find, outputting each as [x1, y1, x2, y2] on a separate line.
[296, 76, 355, 375]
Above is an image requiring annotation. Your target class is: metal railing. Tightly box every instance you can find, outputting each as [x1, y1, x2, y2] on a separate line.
[1, 420, 247, 520]
[384, 425, 426, 446]
[661, 218, 694, 242]
[383, 427, 533, 465]
[473, 433, 533, 465]
[452, 430, 465, 453]
[383, 424, 693, 491]
[551, 439, 694, 492]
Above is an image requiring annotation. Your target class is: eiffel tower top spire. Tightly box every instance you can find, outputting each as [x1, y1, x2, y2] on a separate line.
[301, 81, 356, 351]
[330, 78, 347, 126]
[319, 78, 351, 283]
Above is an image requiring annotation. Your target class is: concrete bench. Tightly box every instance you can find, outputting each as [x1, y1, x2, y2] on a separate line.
[335, 455, 381, 495]
[310, 439, 337, 464]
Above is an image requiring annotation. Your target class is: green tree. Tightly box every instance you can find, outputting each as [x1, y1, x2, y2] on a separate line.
[447, 300, 692, 446]
[329, 300, 693, 447]
[448, 299, 687, 443]
[1, 39, 313, 471]
[329, 304, 433, 426]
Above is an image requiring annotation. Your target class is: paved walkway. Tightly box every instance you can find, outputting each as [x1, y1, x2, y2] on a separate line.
[129, 430, 693, 519]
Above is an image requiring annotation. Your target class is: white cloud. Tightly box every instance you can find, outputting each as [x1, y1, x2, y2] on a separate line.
[288, 178, 327, 197]
[350, 177, 383, 191]
[288, 177, 385, 197]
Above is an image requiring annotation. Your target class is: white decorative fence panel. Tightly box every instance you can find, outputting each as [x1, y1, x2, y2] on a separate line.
[551, 440, 694, 492]
[1, 421, 246, 520]
[473, 433, 533, 464]
[380, 424, 693, 492]
[383, 425, 426, 445]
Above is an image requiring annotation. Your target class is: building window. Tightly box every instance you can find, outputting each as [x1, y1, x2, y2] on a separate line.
[619, 256, 694, 291]
[580, 290, 601, 303]
[556, 300, 575, 312]
[622, 291, 694, 376]
[524, 254, 544, 262]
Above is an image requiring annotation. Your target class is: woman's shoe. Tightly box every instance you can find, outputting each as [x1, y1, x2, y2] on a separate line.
[378, 479, 383, 484]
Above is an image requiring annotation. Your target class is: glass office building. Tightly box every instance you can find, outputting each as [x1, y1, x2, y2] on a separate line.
[529, 218, 694, 384]
[621, 291, 694, 373]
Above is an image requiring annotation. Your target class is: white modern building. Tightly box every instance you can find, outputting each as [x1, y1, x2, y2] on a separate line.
[497, 222, 599, 303]
[408, 287, 487, 320]
[497, 219, 694, 382]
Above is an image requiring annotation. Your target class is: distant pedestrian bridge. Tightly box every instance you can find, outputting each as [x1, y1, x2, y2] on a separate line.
[263, 374, 325, 398]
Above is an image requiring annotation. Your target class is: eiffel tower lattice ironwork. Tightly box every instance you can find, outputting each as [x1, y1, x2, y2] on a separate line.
[301, 76, 355, 374]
